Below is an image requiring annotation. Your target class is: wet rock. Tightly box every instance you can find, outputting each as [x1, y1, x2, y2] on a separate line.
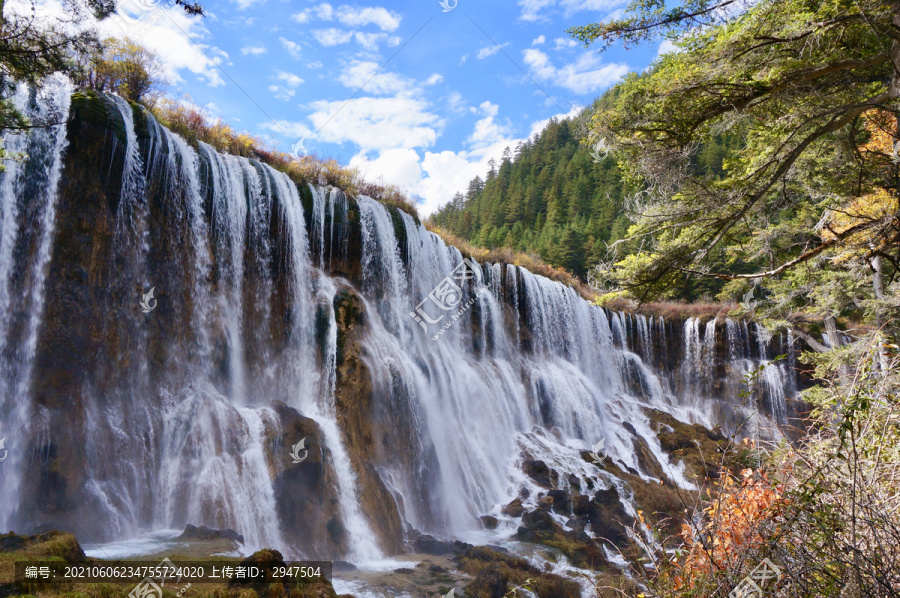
[333, 560, 357, 572]
[502, 498, 525, 517]
[271, 401, 346, 558]
[585, 487, 634, 547]
[393, 568, 415, 574]
[480, 515, 499, 530]
[547, 489, 569, 514]
[537, 495, 555, 510]
[456, 546, 581, 598]
[177, 524, 244, 544]
[412, 534, 471, 556]
[514, 509, 609, 570]
[522, 459, 558, 488]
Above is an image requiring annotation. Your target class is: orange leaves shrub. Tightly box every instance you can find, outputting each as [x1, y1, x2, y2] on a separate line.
[669, 465, 785, 589]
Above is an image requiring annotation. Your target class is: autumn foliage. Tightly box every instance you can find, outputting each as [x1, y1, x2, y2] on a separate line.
[671, 463, 785, 589]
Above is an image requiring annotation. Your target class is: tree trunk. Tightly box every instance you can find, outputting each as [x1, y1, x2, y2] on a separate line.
[871, 254, 889, 372]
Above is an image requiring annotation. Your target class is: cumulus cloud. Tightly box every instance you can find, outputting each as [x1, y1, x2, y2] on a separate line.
[523, 49, 628, 94]
[477, 43, 508, 59]
[240, 45, 267, 55]
[292, 3, 401, 31]
[269, 71, 304, 100]
[532, 35, 546, 45]
[279, 37, 302, 59]
[338, 60, 415, 95]
[554, 37, 577, 50]
[312, 28, 399, 49]
[265, 96, 443, 153]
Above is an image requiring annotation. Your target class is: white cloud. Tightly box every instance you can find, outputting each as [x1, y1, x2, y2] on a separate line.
[338, 60, 414, 95]
[307, 61, 324, 69]
[240, 45, 267, 55]
[656, 39, 679, 59]
[554, 37, 578, 50]
[350, 148, 423, 190]
[346, 102, 582, 216]
[280, 37, 302, 59]
[312, 28, 398, 49]
[299, 96, 443, 152]
[477, 43, 509, 60]
[276, 71, 304, 87]
[335, 5, 401, 31]
[468, 101, 513, 148]
[519, 0, 628, 22]
[291, 3, 400, 31]
[532, 35, 546, 45]
[269, 71, 304, 100]
[424, 74, 444, 86]
[523, 49, 628, 94]
[313, 28, 355, 46]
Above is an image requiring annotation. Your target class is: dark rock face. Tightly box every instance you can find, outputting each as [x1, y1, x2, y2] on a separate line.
[522, 459, 558, 488]
[480, 515, 499, 530]
[330, 288, 406, 554]
[456, 546, 582, 598]
[514, 509, 609, 570]
[412, 533, 472, 556]
[177, 524, 244, 544]
[270, 402, 346, 558]
[502, 498, 525, 518]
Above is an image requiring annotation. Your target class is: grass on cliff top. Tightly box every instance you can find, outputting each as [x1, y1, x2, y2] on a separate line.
[426, 226, 597, 300]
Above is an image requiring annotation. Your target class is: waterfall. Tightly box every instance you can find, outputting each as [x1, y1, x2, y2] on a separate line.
[0, 92, 801, 561]
[0, 75, 72, 532]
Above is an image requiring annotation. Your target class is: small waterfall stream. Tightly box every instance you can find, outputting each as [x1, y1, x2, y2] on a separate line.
[0, 89, 802, 564]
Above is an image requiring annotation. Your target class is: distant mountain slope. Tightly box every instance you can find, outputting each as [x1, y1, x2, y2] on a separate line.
[430, 93, 740, 282]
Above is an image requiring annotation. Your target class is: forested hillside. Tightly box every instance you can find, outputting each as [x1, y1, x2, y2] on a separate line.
[430, 92, 740, 282]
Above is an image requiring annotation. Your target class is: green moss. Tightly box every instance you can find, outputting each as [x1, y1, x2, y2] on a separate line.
[69, 91, 127, 145]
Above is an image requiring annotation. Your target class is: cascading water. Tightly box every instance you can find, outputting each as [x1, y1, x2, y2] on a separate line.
[0, 74, 72, 532]
[0, 91, 802, 567]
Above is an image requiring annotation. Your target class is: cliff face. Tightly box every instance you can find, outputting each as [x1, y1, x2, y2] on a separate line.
[0, 88, 804, 561]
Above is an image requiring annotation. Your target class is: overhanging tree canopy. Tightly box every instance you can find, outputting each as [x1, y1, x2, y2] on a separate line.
[570, 0, 899, 308]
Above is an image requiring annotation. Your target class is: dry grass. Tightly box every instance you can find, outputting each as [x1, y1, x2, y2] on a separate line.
[426, 225, 597, 300]
[599, 297, 736, 319]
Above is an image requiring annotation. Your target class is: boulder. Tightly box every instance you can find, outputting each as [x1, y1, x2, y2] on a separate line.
[522, 459, 558, 488]
[480, 515, 499, 530]
[177, 524, 244, 544]
[502, 498, 525, 517]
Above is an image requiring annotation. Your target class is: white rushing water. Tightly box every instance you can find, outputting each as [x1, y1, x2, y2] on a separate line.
[0, 92, 799, 570]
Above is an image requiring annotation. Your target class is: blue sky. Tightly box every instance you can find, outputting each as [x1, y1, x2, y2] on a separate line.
[67, 0, 669, 214]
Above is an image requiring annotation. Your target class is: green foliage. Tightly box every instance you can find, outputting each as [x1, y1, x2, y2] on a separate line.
[575, 0, 898, 313]
[74, 38, 167, 104]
